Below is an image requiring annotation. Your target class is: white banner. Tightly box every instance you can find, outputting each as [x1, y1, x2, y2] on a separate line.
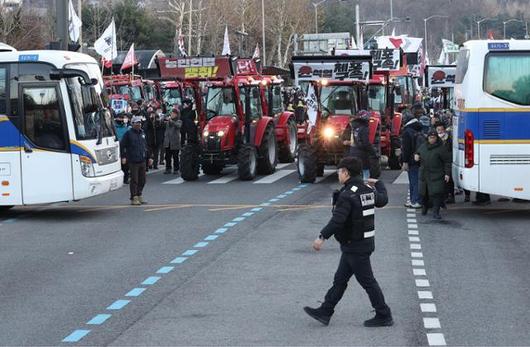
[292, 60, 371, 84]
[68, 0, 82, 42]
[370, 48, 401, 71]
[94, 19, 117, 61]
[425, 65, 457, 88]
[305, 84, 318, 129]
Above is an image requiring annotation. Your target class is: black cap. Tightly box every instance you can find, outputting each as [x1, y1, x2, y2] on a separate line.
[337, 157, 362, 177]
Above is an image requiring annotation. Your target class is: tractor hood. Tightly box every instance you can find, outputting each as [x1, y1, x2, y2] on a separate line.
[323, 115, 351, 134]
[203, 115, 237, 135]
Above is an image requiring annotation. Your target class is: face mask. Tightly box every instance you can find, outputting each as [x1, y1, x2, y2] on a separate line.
[438, 132, 446, 138]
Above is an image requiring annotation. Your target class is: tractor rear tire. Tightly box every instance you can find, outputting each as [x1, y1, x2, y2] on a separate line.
[278, 119, 297, 163]
[257, 125, 278, 175]
[238, 144, 258, 181]
[297, 143, 317, 183]
[180, 144, 200, 181]
[202, 162, 223, 175]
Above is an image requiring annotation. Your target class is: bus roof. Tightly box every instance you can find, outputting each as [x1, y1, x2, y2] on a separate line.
[0, 50, 98, 68]
[462, 40, 530, 54]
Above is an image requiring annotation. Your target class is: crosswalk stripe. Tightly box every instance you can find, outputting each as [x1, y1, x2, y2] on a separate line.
[208, 170, 238, 184]
[276, 163, 292, 169]
[163, 174, 204, 184]
[393, 171, 408, 184]
[316, 169, 336, 183]
[254, 169, 296, 184]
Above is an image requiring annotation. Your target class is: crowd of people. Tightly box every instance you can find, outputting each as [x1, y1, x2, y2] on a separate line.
[116, 98, 198, 205]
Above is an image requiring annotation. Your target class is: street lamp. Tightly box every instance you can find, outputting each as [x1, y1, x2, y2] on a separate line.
[476, 17, 494, 39]
[424, 15, 448, 59]
[503, 19, 524, 39]
[313, 0, 327, 34]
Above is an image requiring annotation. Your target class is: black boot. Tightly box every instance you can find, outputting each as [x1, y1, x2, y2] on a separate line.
[303, 306, 331, 326]
[421, 204, 428, 216]
[364, 312, 394, 327]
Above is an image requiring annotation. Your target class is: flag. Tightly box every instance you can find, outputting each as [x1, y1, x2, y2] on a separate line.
[221, 25, 231, 55]
[487, 30, 495, 40]
[252, 43, 260, 59]
[94, 19, 117, 61]
[120, 43, 138, 72]
[391, 28, 396, 37]
[68, 0, 82, 42]
[101, 57, 113, 69]
[305, 84, 318, 129]
[349, 36, 358, 49]
[441, 39, 459, 53]
[177, 33, 187, 56]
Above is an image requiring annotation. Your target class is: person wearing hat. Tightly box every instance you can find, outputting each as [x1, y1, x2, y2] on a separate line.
[163, 108, 183, 174]
[342, 110, 377, 180]
[414, 129, 451, 219]
[401, 110, 424, 208]
[120, 115, 153, 205]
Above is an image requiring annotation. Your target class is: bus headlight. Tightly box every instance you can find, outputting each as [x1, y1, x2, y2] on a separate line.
[323, 127, 335, 139]
[79, 155, 96, 177]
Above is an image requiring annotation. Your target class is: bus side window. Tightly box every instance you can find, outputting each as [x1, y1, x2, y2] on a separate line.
[0, 67, 6, 114]
[23, 86, 67, 151]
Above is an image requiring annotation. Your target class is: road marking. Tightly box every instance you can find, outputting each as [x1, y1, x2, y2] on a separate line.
[316, 169, 336, 183]
[242, 212, 254, 217]
[409, 236, 421, 242]
[162, 173, 205, 184]
[423, 317, 441, 329]
[410, 243, 422, 250]
[407, 218, 417, 223]
[420, 303, 437, 313]
[87, 314, 111, 325]
[260, 202, 271, 206]
[214, 228, 228, 234]
[63, 330, 91, 342]
[408, 223, 419, 229]
[251, 207, 263, 212]
[426, 333, 447, 346]
[204, 235, 218, 241]
[224, 222, 237, 227]
[393, 171, 409, 184]
[418, 291, 433, 299]
[407, 208, 416, 212]
[193, 242, 209, 248]
[412, 259, 425, 266]
[407, 213, 416, 218]
[276, 163, 291, 169]
[125, 288, 146, 297]
[232, 217, 245, 222]
[413, 268, 427, 276]
[415, 279, 430, 287]
[142, 276, 161, 285]
[156, 266, 174, 274]
[411, 252, 424, 258]
[269, 198, 279, 202]
[254, 169, 296, 184]
[207, 172, 238, 184]
[170, 257, 188, 264]
[107, 300, 130, 310]
[277, 194, 287, 198]
[182, 250, 198, 256]
[408, 230, 419, 235]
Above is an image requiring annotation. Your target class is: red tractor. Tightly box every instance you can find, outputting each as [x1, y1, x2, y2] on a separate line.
[157, 56, 280, 181]
[291, 55, 376, 183]
[104, 74, 160, 112]
[368, 71, 403, 169]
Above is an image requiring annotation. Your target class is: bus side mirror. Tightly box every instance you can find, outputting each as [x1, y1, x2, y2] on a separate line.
[82, 85, 100, 113]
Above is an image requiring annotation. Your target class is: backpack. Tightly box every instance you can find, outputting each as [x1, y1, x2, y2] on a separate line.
[413, 130, 426, 152]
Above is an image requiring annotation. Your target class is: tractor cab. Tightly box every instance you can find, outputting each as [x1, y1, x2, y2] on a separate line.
[104, 74, 146, 114]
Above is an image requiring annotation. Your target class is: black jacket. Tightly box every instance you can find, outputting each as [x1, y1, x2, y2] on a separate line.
[401, 119, 423, 166]
[120, 128, 149, 163]
[320, 177, 388, 253]
[342, 119, 374, 169]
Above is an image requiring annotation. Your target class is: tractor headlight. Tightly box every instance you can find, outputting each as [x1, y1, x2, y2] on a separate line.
[79, 155, 96, 177]
[203, 130, 209, 137]
[217, 130, 225, 137]
[323, 127, 335, 139]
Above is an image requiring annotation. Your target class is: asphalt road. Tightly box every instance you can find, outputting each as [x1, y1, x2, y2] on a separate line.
[0, 165, 528, 346]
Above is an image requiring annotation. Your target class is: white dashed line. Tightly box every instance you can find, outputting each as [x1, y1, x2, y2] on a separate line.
[420, 303, 437, 313]
[413, 268, 427, 276]
[411, 252, 424, 258]
[411, 259, 425, 266]
[415, 279, 430, 287]
[410, 243, 422, 250]
[408, 230, 419, 235]
[423, 317, 441, 329]
[426, 333, 447, 346]
[409, 236, 421, 242]
[408, 223, 419, 229]
[418, 291, 434, 299]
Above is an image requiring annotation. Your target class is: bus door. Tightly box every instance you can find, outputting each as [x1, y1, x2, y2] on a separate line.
[19, 83, 73, 204]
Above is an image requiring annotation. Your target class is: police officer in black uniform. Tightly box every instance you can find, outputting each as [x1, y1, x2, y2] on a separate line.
[304, 157, 393, 327]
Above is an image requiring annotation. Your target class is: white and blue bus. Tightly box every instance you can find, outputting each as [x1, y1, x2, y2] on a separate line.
[0, 49, 123, 211]
[453, 40, 530, 200]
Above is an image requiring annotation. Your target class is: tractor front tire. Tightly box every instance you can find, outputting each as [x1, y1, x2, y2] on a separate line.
[238, 144, 258, 181]
[180, 144, 200, 181]
[297, 144, 317, 183]
[278, 119, 297, 163]
[257, 125, 278, 175]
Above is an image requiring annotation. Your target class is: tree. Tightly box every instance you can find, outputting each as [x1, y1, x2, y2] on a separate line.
[0, 6, 48, 50]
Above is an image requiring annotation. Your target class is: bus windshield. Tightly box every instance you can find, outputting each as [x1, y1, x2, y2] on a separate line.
[320, 85, 357, 117]
[368, 85, 386, 114]
[67, 77, 114, 141]
[206, 87, 237, 119]
[162, 88, 182, 106]
[484, 52, 530, 105]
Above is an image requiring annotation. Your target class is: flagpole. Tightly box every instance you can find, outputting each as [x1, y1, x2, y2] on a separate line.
[78, 0, 82, 53]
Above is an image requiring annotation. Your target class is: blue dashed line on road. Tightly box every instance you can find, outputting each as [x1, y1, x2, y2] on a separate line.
[125, 288, 146, 297]
[3, 218, 16, 223]
[193, 242, 209, 248]
[87, 314, 111, 325]
[170, 257, 188, 264]
[61, 183, 310, 343]
[62, 330, 91, 342]
[142, 276, 161, 285]
[106, 300, 130, 310]
[156, 266, 174, 274]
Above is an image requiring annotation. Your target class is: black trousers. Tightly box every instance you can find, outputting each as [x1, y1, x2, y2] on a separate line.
[129, 162, 146, 199]
[121, 163, 129, 183]
[321, 252, 390, 316]
[165, 148, 180, 172]
[152, 144, 164, 167]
